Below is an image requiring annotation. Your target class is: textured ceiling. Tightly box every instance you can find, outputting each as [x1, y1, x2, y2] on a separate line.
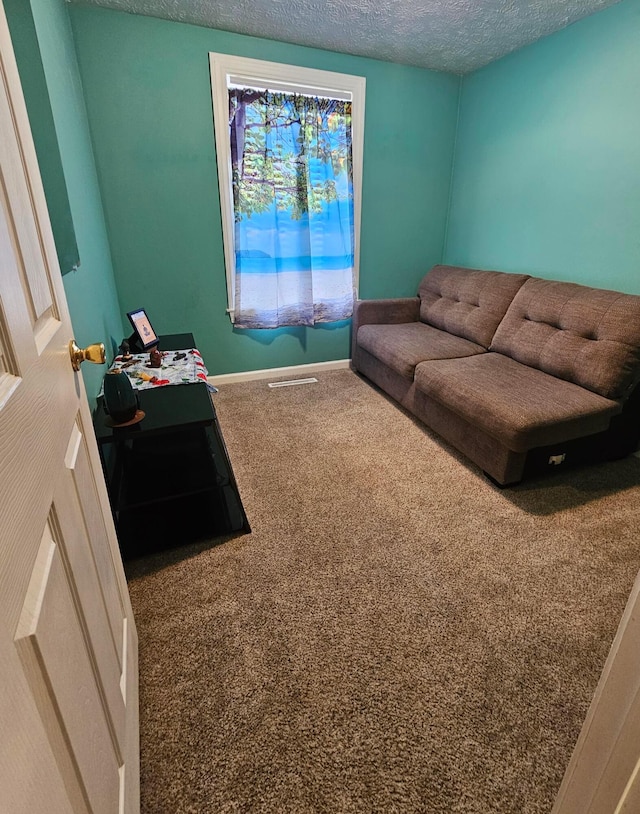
[67, 0, 622, 74]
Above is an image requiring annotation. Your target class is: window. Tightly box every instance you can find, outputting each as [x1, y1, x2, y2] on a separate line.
[209, 54, 365, 327]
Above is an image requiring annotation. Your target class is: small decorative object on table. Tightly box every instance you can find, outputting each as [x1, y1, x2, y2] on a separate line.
[103, 369, 144, 426]
[149, 347, 163, 368]
[119, 339, 132, 360]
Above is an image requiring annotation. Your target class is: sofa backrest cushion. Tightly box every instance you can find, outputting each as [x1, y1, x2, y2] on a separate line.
[418, 265, 529, 349]
[491, 277, 640, 400]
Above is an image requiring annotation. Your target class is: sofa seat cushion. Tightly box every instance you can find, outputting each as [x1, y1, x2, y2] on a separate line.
[418, 265, 529, 348]
[414, 353, 622, 452]
[491, 277, 640, 400]
[357, 322, 486, 380]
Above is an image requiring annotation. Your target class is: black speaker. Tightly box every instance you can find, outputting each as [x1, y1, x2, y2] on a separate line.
[103, 370, 139, 424]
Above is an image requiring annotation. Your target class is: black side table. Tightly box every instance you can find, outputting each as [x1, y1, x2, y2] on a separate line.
[93, 333, 249, 558]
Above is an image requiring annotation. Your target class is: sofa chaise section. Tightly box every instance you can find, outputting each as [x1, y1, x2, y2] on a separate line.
[413, 352, 623, 484]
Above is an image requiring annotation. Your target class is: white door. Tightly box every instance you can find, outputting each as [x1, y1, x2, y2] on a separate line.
[553, 567, 640, 813]
[0, 3, 139, 812]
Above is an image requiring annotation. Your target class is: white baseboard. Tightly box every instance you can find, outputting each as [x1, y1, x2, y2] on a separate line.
[208, 358, 351, 386]
[634, 450, 640, 459]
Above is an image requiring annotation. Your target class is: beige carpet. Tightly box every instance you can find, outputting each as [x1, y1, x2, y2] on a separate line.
[126, 369, 640, 813]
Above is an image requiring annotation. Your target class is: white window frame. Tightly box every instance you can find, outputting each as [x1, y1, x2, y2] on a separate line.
[209, 53, 366, 323]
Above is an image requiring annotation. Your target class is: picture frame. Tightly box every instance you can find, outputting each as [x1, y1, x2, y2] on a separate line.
[126, 308, 159, 351]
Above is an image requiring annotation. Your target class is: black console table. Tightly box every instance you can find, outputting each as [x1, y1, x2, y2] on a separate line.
[93, 333, 249, 558]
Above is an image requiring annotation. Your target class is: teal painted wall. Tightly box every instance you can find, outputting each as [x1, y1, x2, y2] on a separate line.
[444, 0, 640, 294]
[68, 7, 460, 375]
[25, 0, 124, 404]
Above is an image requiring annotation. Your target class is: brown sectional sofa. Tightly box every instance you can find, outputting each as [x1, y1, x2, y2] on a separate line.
[351, 265, 640, 485]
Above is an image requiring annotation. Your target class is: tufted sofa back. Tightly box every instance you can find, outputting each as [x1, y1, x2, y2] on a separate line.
[491, 278, 640, 400]
[418, 265, 529, 349]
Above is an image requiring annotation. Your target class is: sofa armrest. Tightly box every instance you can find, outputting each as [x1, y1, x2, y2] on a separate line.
[353, 297, 420, 328]
[351, 297, 420, 362]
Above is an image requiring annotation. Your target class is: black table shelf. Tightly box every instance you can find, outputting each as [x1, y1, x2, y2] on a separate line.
[93, 333, 249, 558]
[117, 430, 222, 510]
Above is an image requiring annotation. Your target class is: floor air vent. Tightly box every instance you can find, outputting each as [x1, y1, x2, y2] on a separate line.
[268, 377, 318, 388]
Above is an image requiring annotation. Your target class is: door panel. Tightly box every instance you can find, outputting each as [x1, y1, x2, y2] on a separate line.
[15, 520, 122, 814]
[67, 413, 127, 665]
[0, 48, 58, 365]
[0, 47, 56, 327]
[58, 429, 127, 750]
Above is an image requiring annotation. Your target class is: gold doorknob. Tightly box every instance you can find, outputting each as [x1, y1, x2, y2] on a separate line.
[69, 339, 106, 371]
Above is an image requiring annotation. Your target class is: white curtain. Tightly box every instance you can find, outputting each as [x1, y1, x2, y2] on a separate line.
[229, 88, 355, 328]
